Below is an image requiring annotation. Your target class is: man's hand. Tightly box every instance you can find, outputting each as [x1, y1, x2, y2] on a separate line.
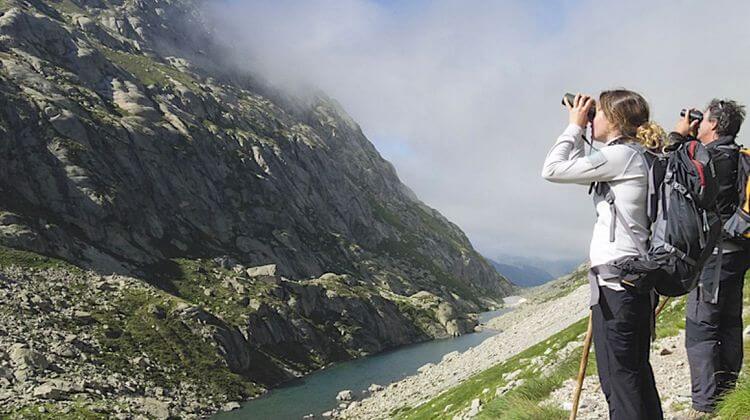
[674, 108, 700, 137]
[564, 93, 594, 128]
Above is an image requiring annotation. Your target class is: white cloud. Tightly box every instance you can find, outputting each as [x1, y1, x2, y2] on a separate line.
[203, 0, 750, 261]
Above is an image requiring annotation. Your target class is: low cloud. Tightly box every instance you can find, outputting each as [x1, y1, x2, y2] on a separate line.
[203, 0, 750, 261]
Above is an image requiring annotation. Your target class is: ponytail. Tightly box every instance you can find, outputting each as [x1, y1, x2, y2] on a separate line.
[635, 121, 666, 151]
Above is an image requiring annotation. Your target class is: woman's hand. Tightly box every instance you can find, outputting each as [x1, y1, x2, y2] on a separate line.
[564, 93, 594, 128]
[674, 108, 700, 137]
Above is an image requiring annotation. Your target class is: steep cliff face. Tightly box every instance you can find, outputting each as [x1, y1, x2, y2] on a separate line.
[0, 0, 514, 416]
[0, 0, 511, 302]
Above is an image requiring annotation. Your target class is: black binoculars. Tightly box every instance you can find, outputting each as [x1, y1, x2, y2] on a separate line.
[680, 109, 704, 124]
[562, 93, 596, 121]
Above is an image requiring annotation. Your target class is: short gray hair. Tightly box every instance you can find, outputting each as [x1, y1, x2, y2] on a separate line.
[707, 98, 746, 137]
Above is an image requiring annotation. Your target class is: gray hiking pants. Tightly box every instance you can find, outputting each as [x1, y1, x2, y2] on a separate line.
[686, 249, 750, 412]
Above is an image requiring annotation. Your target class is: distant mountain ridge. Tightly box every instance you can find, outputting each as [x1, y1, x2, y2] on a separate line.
[488, 255, 583, 288]
[489, 260, 553, 288]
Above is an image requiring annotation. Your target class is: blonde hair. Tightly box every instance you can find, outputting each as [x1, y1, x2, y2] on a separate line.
[599, 89, 666, 151]
[635, 121, 667, 151]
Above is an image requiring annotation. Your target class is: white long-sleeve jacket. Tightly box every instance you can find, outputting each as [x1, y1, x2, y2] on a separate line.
[542, 124, 650, 291]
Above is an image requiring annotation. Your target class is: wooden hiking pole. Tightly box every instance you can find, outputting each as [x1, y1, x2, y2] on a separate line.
[655, 296, 670, 317]
[569, 311, 594, 420]
[569, 296, 671, 419]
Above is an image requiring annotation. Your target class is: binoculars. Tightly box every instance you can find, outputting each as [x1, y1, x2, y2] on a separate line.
[562, 93, 596, 120]
[562, 93, 705, 126]
[680, 109, 704, 124]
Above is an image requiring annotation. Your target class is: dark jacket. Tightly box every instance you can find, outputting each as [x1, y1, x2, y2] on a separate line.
[706, 135, 740, 223]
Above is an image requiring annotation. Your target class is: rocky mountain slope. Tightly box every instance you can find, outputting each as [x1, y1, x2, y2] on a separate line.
[0, 0, 513, 417]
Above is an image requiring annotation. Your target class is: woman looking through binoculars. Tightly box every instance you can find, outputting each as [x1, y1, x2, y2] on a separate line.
[542, 90, 666, 420]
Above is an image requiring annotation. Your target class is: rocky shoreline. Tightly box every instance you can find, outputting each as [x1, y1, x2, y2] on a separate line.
[337, 283, 591, 418]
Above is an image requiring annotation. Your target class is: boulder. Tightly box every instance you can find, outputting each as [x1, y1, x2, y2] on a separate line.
[140, 397, 170, 420]
[51, 343, 77, 358]
[221, 401, 241, 411]
[9, 344, 48, 371]
[246, 264, 277, 277]
[467, 398, 482, 417]
[367, 383, 384, 393]
[0, 367, 12, 387]
[336, 390, 353, 401]
[32, 382, 72, 400]
[73, 310, 94, 324]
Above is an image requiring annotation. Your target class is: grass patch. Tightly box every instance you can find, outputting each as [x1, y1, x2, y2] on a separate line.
[718, 370, 750, 420]
[99, 47, 200, 91]
[48, 0, 84, 16]
[369, 197, 405, 230]
[654, 294, 687, 338]
[167, 258, 275, 325]
[1, 399, 104, 419]
[0, 244, 82, 273]
[481, 396, 568, 420]
[396, 317, 592, 419]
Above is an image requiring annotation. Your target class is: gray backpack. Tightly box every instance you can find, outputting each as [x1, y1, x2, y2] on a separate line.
[590, 138, 722, 297]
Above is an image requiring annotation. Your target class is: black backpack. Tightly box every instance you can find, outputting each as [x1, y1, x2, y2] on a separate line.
[591, 137, 722, 297]
[722, 145, 750, 245]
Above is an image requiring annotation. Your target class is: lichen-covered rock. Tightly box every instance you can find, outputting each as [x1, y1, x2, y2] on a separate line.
[246, 264, 277, 278]
[9, 344, 48, 371]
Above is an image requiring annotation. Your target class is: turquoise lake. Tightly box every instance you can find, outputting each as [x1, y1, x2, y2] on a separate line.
[213, 308, 511, 420]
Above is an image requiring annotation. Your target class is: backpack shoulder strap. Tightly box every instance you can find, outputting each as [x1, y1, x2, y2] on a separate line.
[618, 141, 665, 222]
[716, 143, 740, 152]
[596, 182, 650, 258]
[588, 140, 653, 257]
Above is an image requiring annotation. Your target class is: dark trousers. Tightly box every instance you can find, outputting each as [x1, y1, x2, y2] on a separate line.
[592, 286, 663, 420]
[686, 249, 750, 412]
